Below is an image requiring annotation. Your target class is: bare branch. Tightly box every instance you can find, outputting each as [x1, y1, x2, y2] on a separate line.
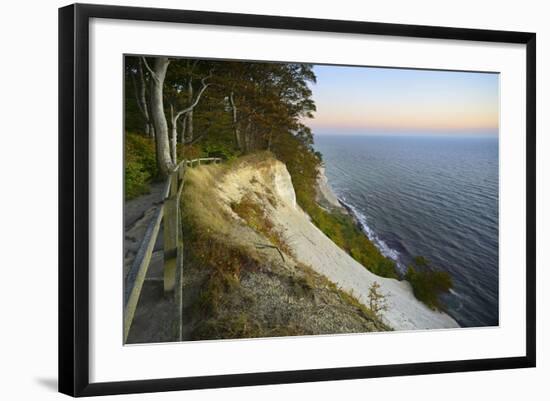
[183, 133, 204, 145]
[174, 70, 213, 120]
[140, 57, 159, 83]
[254, 243, 285, 262]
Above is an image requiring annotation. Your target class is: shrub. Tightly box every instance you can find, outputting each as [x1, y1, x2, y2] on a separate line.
[368, 281, 388, 318]
[203, 142, 239, 160]
[124, 132, 158, 200]
[125, 160, 151, 199]
[405, 257, 453, 310]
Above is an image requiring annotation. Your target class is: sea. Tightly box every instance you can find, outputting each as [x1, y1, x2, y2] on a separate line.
[314, 134, 499, 328]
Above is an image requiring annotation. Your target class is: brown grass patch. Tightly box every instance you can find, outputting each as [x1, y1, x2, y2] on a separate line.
[230, 193, 292, 257]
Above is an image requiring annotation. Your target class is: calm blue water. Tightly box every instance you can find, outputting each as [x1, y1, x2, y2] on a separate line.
[314, 135, 499, 327]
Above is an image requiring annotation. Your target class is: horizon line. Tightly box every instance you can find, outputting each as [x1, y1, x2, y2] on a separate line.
[312, 131, 499, 137]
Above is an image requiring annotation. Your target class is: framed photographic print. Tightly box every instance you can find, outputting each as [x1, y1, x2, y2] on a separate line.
[58, 3, 536, 397]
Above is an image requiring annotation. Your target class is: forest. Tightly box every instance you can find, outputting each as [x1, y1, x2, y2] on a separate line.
[125, 56, 319, 176]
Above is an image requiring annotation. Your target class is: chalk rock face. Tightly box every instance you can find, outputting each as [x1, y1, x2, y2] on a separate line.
[217, 158, 459, 331]
[271, 162, 297, 209]
[316, 166, 341, 209]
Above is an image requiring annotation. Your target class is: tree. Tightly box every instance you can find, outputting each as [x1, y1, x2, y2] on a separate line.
[168, 71, 212, 162]
[131, 58, 154, 137]
[125, 57, 153, 136]
[128, 57, 319, 177]
[217, 62, 316, 154]
[165, 60, 215, 163]
[141, 56, 173, 177]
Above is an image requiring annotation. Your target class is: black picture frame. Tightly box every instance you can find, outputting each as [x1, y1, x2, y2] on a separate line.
[59, 3, 536, 397]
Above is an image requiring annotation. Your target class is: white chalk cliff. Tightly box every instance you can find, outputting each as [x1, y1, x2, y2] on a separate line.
[217, 158, 459, 331]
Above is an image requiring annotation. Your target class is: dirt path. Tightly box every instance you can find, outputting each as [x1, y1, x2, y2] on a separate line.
[124, 181, 183, 344]
[124, 182, 165, 277]
[124, 182, 166, 230]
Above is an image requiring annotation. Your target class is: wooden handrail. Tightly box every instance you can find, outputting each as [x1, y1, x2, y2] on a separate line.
[124, 157, 222, 342]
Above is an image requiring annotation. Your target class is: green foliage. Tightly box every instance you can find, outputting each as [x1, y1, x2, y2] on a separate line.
[202, 141, 239, 161]
[124, 56, 148, 134]
[176, 133, 240, 162]
[405, 257, 453, 310]
[125, 160, 150, 200]
[413, 255, 429, 268]
[124, 132, 158, 200]
[311, 205, 398, 278]
[308, 201, 396, 279]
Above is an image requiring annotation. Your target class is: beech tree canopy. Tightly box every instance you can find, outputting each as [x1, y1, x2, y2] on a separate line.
[125, 56, 318, 178]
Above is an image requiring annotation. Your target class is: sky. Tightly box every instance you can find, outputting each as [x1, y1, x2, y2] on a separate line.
[308, 65, 499, 136]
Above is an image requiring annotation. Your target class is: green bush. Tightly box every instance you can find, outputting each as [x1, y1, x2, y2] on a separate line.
[125, 132, 158, 200]
[405, 257, 453, 310]
[125, 160, 151, 199]
[203, 142, 239, 160]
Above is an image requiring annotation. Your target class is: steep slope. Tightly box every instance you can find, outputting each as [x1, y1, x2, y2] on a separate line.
[180, 158, 390, 340]
[216, 155, 459, 331]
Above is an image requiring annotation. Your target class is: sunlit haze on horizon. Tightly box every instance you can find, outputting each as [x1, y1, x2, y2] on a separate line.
[307, 65, 499, 137]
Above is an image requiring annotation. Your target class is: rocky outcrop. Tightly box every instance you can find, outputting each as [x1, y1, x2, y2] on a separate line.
[315, 166, 343, 211]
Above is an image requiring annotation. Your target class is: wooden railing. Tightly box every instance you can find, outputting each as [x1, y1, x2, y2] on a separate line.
[124, 157, 222, 342]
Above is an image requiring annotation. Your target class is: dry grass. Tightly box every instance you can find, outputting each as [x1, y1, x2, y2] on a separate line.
[180, 158, 391, 341]
[182, 164, 233, 239]
[296, 263, 391, 330]
[230, 193, 293, 257]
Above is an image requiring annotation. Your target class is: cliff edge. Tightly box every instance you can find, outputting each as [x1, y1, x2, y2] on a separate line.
[180, 154, 458, 340]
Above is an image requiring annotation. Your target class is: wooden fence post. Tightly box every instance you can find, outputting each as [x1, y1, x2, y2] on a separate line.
[178, 163, 185, 181]
[164, 171, 179, 293]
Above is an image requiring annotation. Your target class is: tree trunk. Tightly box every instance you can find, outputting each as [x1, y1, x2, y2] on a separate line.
[170, 124, 177, 165]
[147, 123, 155, 138]
[147, 79, 156, 139]
[169, 105, 178, 165]
[229, 92, 241, 150]
[243, 119, 252, 153]
[186, 80, 194, 142]
[137, 60, 152, 137]
[179, 114, 187, 144]
[145, 56, 173, 177]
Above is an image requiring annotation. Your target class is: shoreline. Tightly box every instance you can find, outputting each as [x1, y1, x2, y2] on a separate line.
[316, 165, 345, 211]
[317, 166, 405, 271]
[316, 165, 459, 327]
